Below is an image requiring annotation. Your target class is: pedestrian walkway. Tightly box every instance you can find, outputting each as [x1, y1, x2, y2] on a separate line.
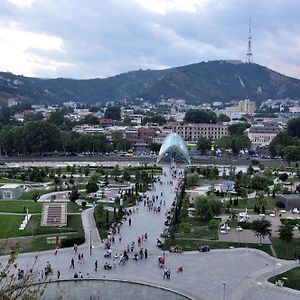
[2, 165, 300, 300]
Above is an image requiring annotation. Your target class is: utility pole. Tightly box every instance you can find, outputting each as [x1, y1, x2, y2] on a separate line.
[222, 282, 226, 300]
[246, 16, 253, 63]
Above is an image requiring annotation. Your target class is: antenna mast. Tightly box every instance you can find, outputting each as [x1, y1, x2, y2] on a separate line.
[246, 16, 253, 63]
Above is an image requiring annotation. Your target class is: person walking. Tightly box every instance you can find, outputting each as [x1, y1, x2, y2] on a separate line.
[57, 270, 60, 279]
[129, 218, 132, 226]
[144, 249, 148, 259]
[70, 258, 75, 269]
[95, 260, 98, 271]
[163, 267, 168, 279]
[167, 268, 171, 279]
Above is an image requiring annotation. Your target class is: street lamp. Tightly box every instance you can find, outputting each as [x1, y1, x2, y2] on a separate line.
[222, 282, 226, 300]
[89, 230, 92, 255]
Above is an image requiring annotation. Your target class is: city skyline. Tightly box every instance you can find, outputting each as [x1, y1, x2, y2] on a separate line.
[1, 0, 300, 79]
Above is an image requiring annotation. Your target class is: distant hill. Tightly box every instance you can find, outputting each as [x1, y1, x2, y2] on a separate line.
[1, 60, 300, 106]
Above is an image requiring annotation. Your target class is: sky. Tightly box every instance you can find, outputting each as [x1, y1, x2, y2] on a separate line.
[1, 0, 300, 79]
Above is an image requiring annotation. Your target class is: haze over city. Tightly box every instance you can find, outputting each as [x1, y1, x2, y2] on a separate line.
[1, 0, 300, 79]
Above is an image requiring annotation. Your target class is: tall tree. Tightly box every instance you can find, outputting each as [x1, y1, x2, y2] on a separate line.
[251, 218, 272, 244]
[197, 137, 212, 154]
[287, 117, 300, 138]
[278, 224, 294, 258]
[22, 121, 62, 155]
[104, 106, 121, 120]
[184, 109, 217, 124]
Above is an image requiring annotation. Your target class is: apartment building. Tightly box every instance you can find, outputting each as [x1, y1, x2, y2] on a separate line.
[247, 125, 281, 149]
[172, 123, 229, 142]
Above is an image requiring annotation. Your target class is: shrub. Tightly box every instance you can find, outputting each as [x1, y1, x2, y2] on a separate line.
[279, 173, 289, 182]
[180, 222, 191, 234]
[60, 234, 85, 248]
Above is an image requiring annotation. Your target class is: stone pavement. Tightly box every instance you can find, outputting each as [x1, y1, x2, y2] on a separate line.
[2, 165, 300, 300]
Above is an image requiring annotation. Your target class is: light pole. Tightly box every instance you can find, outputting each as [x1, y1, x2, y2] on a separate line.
[222, 282, 226, 300]
[89, 230, 92, 255]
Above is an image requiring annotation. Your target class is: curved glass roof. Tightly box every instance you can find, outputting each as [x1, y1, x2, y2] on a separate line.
[157, 133, 190, 164]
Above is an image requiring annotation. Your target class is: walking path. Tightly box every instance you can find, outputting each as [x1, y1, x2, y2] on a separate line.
[1, 165, 300, 300]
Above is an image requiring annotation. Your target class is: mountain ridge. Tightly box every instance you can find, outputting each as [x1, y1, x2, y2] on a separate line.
[1, 60, 300, 106]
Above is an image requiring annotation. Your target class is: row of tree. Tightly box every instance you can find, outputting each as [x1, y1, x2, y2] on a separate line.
[0, 121, 131, 155]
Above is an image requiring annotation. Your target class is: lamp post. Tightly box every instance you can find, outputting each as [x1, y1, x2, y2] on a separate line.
[222, 282, 226, 300]
[89, 230, 92, 255]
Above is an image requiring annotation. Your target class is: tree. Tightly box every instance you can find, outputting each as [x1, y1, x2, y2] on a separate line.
[0, 253, 45, 299]
[86, 182, 99, 193]
[69, 187, 80, 202]
[217, 113, 230, 123]
[228, 123, 250, 135]
[122, 169, 131, 181]
[141, 114, 166, 125]
[79, 115, 100, 125]
[186, 173, 200, 186]
[216, 134, 250, 153]
[184, 109, 217, 124]
[122, 116, 132, 126]
[251, 218, 272, 244]
[104, 106, 121, 120]
[22, 121, 62, 155]
[279, 224, 294, 258]
[197, 137, 212, 154]
[209, 219, 220, 239]
[283, 145, 300, 163]
[47, 111, 65, 127]
[195, 195, 222, 220]
[278, 173, 289, 182]
[287, 117, 300, 138]
[269, 132, 300, 157]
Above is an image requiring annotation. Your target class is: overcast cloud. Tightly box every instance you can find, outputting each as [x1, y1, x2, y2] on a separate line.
[1, 0, 300, 79]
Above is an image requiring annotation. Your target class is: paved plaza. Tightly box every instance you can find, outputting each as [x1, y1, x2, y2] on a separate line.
[1, 165, 300, 300]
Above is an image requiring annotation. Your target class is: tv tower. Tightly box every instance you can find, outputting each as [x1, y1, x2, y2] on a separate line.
[246, 16, 253, 63]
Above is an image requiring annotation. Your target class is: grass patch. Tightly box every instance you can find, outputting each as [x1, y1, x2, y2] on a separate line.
[19, 189, 54, 200]
[0, 200, 43, 213]
[268, 267, 300, 288]
[0, 178, 33, 184]
[271, 237, 300, 260]
[0, 215, 83, 239]
[163, 238, 272, 255]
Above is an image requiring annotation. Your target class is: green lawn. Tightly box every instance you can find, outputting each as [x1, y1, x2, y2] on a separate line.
[0, 200, 43, 213]
[231, 196, 278, 212]
[19, 189, 54, 200]
[271, 237, 300, 260]
[268, 267, 300, 289]
[0, 214, 83, 239]
[163, 238, 272, 255]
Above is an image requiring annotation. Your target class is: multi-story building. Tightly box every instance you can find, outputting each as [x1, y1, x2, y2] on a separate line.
[172, 124, 228, 142]
[238, 99, 256, 114]
[247, 125, 281, 149]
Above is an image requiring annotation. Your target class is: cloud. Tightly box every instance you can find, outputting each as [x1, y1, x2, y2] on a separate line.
[0, 0, 300, 79]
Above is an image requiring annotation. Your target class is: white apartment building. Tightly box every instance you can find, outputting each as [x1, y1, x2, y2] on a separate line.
[247, 125, 280, 149]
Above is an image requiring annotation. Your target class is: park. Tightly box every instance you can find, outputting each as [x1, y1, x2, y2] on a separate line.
[1, 135, 300, 299]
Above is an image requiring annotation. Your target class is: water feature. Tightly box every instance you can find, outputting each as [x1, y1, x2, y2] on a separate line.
[40, 279, 191, 300]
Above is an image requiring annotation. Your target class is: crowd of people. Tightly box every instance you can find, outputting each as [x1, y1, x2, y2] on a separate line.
[26, 164, 184, 284]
